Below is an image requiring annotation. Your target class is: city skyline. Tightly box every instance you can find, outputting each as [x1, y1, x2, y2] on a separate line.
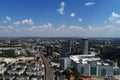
[0, 0, 120, 37]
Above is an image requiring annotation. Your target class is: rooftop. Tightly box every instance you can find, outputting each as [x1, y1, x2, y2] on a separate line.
[70, 54, 95, 63]
[70, 54, 115, 66]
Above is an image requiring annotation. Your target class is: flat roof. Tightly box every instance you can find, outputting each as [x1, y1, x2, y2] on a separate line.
[70, 55, 113, 66]
[70, 54, 95, 63]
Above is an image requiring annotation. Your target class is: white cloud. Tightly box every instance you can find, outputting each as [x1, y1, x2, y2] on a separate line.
[0, 26, 5, 29]
[39, 23, 53, 30]
[58, 2, 65, 14]
[56, 25, 66, 32]
[107, 12, 120, 25]
[78, 18, 83, 22]
[8, 26, 15, 30]
[3, 16, 11, 23]
[6, 16, 11, 21]
[1, 22, 120, 37]
[70, 13, 75, 17]
[13, 21, 21, 26]
[21, 19, 34, 25]
[85, 2, 95, 6]
[116, 20, 120, 24]
[69, 26, 85, 32]
[1, 16, 120, 37]
[108, 12, 120, 22]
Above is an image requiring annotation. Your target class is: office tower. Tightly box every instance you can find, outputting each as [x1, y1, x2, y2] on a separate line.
[60, 40, 70, 58]
[46, 45, 53, 56]
[82, 38, 88, 55]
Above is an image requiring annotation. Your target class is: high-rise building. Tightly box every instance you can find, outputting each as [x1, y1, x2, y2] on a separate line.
[46, 45, 53, 56]
[60, 40, 70, 57]
[82, 38, 88, 55]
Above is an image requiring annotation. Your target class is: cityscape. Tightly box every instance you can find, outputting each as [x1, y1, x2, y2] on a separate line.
[0, 38, 119, 80]
[0, 0, 120, 80]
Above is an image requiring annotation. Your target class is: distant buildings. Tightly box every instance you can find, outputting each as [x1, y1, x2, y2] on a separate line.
[15, 75, 29, 80]
[26, 64, 42, 76]
[8, 65, 26, 75]
[14, 48, 27, 56]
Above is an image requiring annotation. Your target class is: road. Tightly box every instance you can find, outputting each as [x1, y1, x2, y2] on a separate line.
[39, 52, 54, 80]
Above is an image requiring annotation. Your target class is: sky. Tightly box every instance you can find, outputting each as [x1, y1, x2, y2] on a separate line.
[0, 0, 120, 37]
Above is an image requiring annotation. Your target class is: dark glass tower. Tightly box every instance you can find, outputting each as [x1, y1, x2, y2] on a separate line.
[60, 40, 70, 57]
[46, 45, 53, 56]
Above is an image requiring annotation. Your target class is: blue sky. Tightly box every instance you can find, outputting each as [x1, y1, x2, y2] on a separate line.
[0, 0, 120, 37]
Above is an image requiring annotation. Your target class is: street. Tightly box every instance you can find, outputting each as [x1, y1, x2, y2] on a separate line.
[39, 52, 54, 80]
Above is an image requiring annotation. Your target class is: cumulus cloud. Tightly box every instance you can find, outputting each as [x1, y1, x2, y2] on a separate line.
[6, 16, 11, 21]
[70, 13, 75, 17]
[1, 22, 120, 37]
[1, 15, 120, 37]
[108, 12, 120, 22]
[107, 12, 120, 26]
[116, 20, 120, 24]
[8, 26, 15, 30]
[58, 2, 65, 14]
[21, 19, 34, 25]
[13, 21, 21, 26]
[69, 26, 85, 32]
[85, 2, 95, 6]
[3, 16, 11, 23]
[78, 18, 83, 22]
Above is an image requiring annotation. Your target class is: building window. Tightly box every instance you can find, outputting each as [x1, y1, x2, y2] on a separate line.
[90, 67, 97, 75]
[81, 67, 84, 74]
[101, 69, 106, 77]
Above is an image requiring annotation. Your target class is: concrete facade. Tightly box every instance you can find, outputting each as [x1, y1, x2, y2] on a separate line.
[82, 38, 88, 55]
[60, 58, 70, 70]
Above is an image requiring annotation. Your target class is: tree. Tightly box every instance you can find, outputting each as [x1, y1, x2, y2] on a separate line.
[54, 70, 61, 77]
[62, 68, 72, 79]
[54, 70, 61, 80]
[0, 50, 15, 57]
[73, 70, 82, 80]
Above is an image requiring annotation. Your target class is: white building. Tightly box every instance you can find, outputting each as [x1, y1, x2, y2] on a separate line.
[70, 55, 120, 79]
